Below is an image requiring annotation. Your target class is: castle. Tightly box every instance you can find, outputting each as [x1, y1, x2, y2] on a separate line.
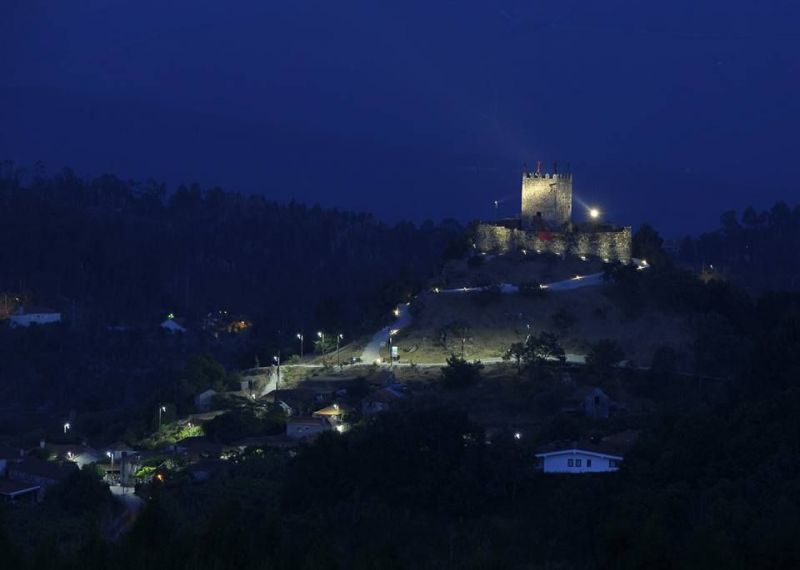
[475, 166, 632, 262]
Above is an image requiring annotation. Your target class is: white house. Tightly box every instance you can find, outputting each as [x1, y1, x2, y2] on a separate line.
[9, 306, 61, 328]
[536, 447, 623, 474]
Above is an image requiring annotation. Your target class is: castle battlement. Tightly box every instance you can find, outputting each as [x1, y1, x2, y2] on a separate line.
[475, 166, 632, 263]
[524, 172, 572, 181]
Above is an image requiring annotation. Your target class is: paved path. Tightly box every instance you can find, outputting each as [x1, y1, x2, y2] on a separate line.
[438, 272, 606, 295]
[361, 303, 412, 363]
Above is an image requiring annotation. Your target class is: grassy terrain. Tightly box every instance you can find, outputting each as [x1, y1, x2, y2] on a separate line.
[384, 251, 694, 370]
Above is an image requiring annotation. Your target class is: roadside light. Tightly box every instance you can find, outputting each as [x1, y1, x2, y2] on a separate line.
[589, 208, 600, 220]
[63, 422, 70, 434]
[514, 432, 522, 440]
[393, 308, 400, 317]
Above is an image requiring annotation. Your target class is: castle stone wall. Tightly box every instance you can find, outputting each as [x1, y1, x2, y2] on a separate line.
[475, 223, 632, 262]
[521, 173, 572, 229]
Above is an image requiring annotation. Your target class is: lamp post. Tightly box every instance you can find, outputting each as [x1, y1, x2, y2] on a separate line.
[336, 333, 343, 367]
[296, 333, 304, 360]
[106, 451, 114, 482]
[157, 405, 166, 430]
[461, 337, 466, 359]
[273, 354, 281, 402]
[63, 422, 70, 435]
[317, 331, 325, 354]
[589, 207, 600, 222]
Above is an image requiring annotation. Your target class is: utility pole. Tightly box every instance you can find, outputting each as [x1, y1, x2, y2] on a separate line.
[273, 354, 281, 402]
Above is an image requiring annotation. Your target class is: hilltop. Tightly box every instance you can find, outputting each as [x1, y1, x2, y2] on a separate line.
[387, 252, 693, 370]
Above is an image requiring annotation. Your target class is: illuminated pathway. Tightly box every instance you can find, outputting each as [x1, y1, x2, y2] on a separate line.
[360, 302, 411, 363]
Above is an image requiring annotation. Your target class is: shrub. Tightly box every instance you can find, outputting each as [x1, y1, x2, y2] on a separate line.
[440, 355, 483, 389]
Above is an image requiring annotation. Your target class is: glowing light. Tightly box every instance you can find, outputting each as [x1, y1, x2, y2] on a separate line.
[579, 255, 587, 261]
[393, 308, 400, 317]
[589, 208, 600, 219]
[572, 275, 583, 280]
[514, 432, 522, 440]
[433, 287, 440, 293]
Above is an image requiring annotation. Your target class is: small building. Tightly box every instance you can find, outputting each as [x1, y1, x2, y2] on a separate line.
[9, 306, 61, 328]
[194, 389, 218, 412]
[361, 386, 406, 416]
[7, 458, 77, 500]
[536, 432, 638, 474]
[536, 445, 623, 474]
[563, 386, 619, 419]
[0, 480, 41, 503]
[160, 314, 187, 333]
[581, 387, 610, 419]
[286, 416, 331, 440]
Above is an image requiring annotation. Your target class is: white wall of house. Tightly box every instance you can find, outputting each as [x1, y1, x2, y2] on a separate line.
[9, 312, 61, 328]
[537, 450, 622, 474]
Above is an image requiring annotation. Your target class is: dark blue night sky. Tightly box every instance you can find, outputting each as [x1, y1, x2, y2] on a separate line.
[2, 0, 799, 236]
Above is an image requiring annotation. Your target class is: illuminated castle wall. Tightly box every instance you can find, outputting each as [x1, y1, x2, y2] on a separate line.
[475, 168, 632, 262]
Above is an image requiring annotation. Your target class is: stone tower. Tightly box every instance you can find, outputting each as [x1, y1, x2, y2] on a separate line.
[521, 170, 572, 229]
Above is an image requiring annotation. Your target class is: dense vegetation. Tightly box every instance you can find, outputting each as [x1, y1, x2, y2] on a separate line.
[677, 201, 800, 292]
[0, 161, 465, 332]
[0, 162, 465, 417]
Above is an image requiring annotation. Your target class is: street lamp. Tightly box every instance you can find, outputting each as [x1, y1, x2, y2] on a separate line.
[336, 333, 344, 367]
[317, 331, 325, 353]
[589, 207, 600, 220]
[273, 354, 281, 401]
[296, 333, 304, 359]
[63, 422, 70, 435]
[106, 451, 114, 480]
[157, 405, 166, 430]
